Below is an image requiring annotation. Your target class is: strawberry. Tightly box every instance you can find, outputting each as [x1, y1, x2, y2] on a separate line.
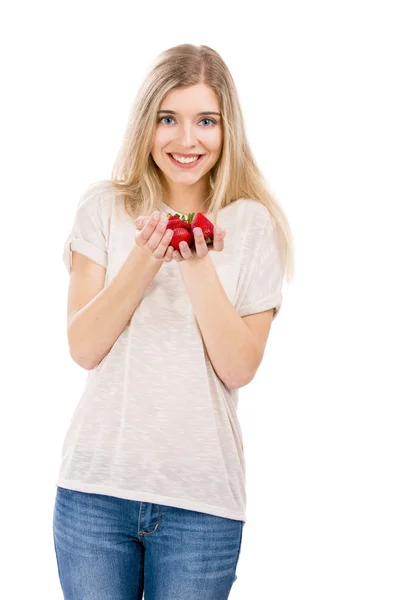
[169, 227, 193, 251]
[190, 212, 215, 245]
[163, 211, 215, 250]
[165, 212, 193, 233]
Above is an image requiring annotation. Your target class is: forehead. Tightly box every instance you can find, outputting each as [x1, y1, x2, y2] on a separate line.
[159, 84, 220, 113]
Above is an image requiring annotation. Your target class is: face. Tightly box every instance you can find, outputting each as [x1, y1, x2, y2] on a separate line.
[150, 84, 223, 188]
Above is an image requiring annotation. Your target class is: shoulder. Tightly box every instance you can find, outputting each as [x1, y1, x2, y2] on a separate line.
[76, 180, 115, 219]
[233, 197, 274, 230]
[78, 180, 115, 209]
[69, 182, 115, 245]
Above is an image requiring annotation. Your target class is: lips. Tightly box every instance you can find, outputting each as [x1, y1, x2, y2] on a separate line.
[168, 153, 204, 158]
[167, 153, 205, 168]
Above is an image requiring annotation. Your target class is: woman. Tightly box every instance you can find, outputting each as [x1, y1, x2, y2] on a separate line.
[53, 43, 294, 599]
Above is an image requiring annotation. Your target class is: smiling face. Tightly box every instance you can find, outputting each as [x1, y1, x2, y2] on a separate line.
[150, 84, 223, 200]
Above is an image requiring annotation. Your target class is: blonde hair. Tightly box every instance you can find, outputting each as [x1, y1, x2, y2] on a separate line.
[93, 43, 294, 281]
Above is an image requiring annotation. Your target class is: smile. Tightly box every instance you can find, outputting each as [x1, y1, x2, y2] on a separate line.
[167, 153, 205, 169]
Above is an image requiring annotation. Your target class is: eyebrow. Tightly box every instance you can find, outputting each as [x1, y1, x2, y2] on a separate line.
[157, 110, 221, 116]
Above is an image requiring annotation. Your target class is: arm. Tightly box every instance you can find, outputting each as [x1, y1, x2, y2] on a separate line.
[177, 254, 261, 390]
[68, 246, 162, 370]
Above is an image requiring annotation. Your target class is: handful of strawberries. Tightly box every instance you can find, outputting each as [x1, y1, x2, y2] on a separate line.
[165, 212, 215, 251]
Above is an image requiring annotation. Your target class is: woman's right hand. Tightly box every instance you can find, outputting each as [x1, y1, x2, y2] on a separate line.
[134, 211, 175, 263]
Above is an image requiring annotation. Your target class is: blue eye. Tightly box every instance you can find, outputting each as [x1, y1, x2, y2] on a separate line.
[200, 118, 215, 126]
[158, 116, 174, 125]
[158, 116, 216, 126]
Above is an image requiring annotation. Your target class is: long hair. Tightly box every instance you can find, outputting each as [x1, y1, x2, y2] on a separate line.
[92, 44, 294, 281]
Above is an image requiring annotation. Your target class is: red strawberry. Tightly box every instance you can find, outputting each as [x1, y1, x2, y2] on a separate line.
[169, 227, 193, 251]
[165, 213, 192, 232]
[190, 213, 215, 245]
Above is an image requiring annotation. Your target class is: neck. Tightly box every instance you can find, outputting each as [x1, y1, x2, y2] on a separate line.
[162, 176, 211, 215]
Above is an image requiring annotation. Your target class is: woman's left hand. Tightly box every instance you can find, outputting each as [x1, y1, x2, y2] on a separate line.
[135, 216, 226, 262]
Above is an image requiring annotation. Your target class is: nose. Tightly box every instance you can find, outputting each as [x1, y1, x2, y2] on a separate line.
[176, 122, 198, 148]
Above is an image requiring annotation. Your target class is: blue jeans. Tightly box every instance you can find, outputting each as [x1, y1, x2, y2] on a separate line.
[53, 486, 244, 599]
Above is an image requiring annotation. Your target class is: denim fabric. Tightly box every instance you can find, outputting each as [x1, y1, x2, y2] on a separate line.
[53, 486, 244, 599]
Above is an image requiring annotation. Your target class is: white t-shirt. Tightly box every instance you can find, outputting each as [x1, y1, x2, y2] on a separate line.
[56, 182, 284, 523]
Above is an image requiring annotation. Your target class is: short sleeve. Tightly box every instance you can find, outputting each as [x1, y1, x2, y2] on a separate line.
[62, 186, 108, 273]
[236, 216, 284, 320]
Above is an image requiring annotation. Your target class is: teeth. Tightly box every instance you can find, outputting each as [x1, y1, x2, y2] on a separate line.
[171, 154, 201, 164]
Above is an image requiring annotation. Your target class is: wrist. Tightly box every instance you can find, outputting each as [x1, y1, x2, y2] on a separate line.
[132, 245, 163, 270]
[178, 252, 212, 269]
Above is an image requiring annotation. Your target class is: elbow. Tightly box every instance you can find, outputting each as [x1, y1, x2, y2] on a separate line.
[81, 359, 97, 371]
[68, 326, 97, 370]
[225, 353, 260, 390]
[71, 354, 95, 371]
[226, 369, 256, 391]
[69, 345, 96, 371]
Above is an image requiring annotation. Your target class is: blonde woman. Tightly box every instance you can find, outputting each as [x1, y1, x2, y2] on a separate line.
[52, 43, 294, 599]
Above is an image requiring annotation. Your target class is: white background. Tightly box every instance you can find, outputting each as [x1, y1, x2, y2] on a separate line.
[1, 1, 399, 598]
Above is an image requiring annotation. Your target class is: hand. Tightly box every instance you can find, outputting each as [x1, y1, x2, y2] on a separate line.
[135, 215, 226, 262]
[173, 225, 226, 262]
[134, 211, 175, 263]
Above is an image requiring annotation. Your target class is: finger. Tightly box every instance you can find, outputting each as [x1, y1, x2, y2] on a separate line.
[163, 245, 175, 262]
[135, 216, 147, 230]
[173, 249, 184, 262]
[152, 220, 174, 258]
[137, 212, 160, 240]
[135, 215, 153, 227]
[193, 227, 208, 258]
[143, 212, 170, 252]
[211, 226, 225, 252]
[178, 240, 193, 260]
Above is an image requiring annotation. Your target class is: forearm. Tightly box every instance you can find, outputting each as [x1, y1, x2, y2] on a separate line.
[178, 254, 260, 389]
[68, 246, 162, 370]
